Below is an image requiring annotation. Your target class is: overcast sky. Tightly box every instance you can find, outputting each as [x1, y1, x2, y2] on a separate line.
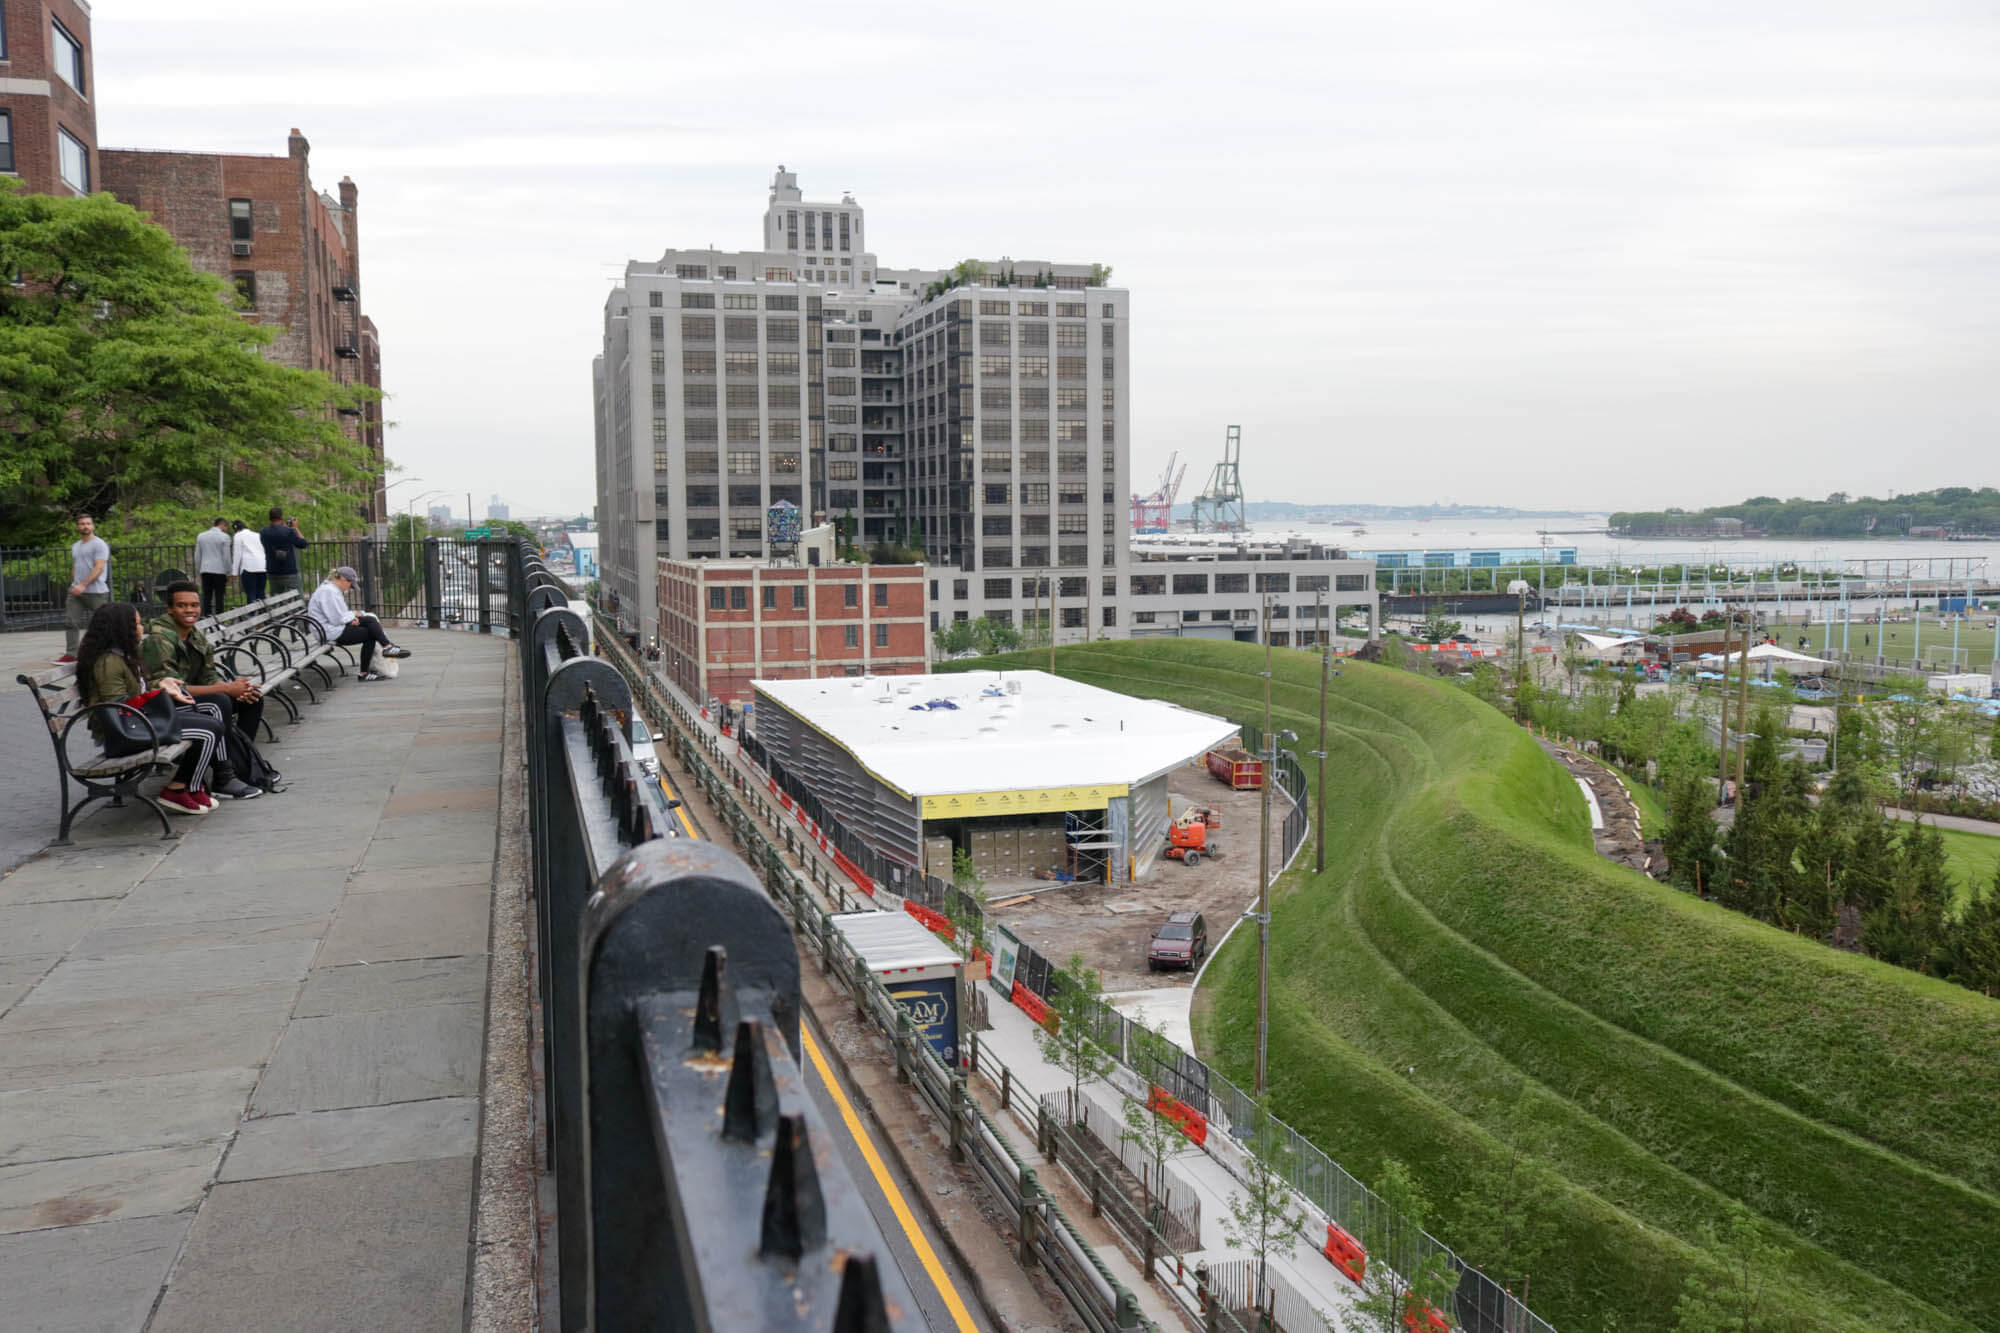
[96, 1, 1998, 517]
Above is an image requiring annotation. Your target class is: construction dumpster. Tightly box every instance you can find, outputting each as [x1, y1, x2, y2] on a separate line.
[1205, 747, 1263, 790]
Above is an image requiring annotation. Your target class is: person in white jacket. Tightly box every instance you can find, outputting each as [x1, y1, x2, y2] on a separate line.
[231, 520, 267, 603]
[306, 566, 410, 680]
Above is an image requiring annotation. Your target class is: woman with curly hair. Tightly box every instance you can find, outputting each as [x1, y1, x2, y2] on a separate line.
[75, 601, 228, 817]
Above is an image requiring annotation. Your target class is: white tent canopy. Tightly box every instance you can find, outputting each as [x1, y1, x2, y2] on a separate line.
[1724, 643, 1831, 670]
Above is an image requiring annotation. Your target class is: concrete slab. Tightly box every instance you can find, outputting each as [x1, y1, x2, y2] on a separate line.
[0, 957, 52, 1017]
[343, 862, 492, 894]
[148, 1157, 474, 1333]
[143, 835, 369, 880]
[358, 829, 496, 870]
[318, 882, 490, 966]
[0, 901, 105, 962]
[293, 956, 489, 1017]
[372, 811, 505, 844]
[221, 1097, 478, 1181]
[392, 767, 501, 794]
[252, 1003, 483, 1113]
[0, 984, 295, 1091]
[0, 845, 168, 906]
[412, 729, 503, 746]
[70, 913, 329, 959]
[0, 1067, 257, 1166]
[381, 787, 500, 817]
[20, 939, 318, 1009]
[0, 1142, 223, 1233]
[0, 1212, 190, 1333]
[105, 867, 351, 925]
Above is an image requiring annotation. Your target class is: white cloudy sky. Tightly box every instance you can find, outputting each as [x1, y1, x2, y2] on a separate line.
[95, 0, 1998, 516]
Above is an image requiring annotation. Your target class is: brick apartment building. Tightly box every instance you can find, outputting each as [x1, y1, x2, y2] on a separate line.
[0, 0, 97, 197]
[658, 559, 927, 707]
[100, 131, 386, 519]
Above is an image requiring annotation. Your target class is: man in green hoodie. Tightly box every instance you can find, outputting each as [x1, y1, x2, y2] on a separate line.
[142, 581, 276, 796]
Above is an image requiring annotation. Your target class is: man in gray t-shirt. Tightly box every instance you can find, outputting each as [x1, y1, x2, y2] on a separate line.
[63, 514, 111, 660]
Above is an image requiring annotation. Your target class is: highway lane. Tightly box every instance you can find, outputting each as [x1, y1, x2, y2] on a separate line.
[650, 733, 986, 1331]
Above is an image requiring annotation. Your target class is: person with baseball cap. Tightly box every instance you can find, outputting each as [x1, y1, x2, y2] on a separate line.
[306, 566, 411, 681]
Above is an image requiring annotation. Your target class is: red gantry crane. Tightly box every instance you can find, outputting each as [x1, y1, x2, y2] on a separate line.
[1130, 452, 1185, 534]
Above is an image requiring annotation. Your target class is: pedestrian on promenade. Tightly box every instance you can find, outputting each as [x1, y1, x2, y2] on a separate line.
[195, 516, 232, 617]
[144, 581, 275, 796]
[231, 520, 267, 604]
[75, 601, 233, 816]
[59, 513, 110, 663]
[307, 566, 411, 681]
[259, 507, 310, 595]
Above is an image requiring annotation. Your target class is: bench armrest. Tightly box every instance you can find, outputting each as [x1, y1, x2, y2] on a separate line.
[63, 701, 173, 770]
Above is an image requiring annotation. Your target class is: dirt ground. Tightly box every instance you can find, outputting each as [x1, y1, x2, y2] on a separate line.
[984, 763, 1285, 992]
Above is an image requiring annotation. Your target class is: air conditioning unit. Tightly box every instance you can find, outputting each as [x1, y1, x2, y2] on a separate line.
[231, 241, 251, 256]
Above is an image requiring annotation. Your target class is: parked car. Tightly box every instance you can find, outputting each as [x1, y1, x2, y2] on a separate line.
[630, 717, 661, 779]
[1448, 633, 1477, 644]
[1147, 911, 1208, 971]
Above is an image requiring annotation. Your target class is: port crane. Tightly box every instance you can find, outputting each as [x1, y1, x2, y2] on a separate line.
[1188, 425, 1247, 533]
[1130, 452, 1185, 534]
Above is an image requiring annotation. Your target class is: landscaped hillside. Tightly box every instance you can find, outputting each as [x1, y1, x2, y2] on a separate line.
[943, 641, 2000, 1333]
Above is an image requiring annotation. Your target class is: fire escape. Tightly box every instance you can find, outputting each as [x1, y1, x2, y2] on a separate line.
[332, 271, 361, 415]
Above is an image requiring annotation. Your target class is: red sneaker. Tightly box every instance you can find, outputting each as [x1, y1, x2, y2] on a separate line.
[55, 654, 77, 664]
[158, 788, 210, 817]
[193, 789, 219, 810]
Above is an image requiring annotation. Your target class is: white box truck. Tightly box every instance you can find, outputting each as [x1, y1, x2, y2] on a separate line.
[831, 910, 964, 1066]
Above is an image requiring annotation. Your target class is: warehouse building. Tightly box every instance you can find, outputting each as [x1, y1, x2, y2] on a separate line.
[1126, 533, 1379, 644]
[751, 669, 1236, 884]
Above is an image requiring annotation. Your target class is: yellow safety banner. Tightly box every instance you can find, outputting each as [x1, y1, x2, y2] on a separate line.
[921, 784, 1128, 819]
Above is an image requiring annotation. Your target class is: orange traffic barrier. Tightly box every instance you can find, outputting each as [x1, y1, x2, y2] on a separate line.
[1402, 1297, 1450, 1332]
[905, 901, 954, 940]
[1321, 1224, 1367, 1286]
[1011, 981, 1055, 1030]
[1146, 1085, 1210, 1147]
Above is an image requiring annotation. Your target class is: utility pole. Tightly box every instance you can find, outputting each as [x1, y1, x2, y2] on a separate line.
[1717, 617, 1734, 805]
[1033, 573, 1042, 663]
[1255, 597, 1273, 1096]
[1046, 570, 1056, 675]
[1315, 589, 1329, 876]
[1735, 612, 1754, 797]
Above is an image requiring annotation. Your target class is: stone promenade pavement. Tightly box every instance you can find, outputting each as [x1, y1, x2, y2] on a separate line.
[0, 630, 511, 1332]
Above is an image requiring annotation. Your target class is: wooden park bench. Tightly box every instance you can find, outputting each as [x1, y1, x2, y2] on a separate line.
[16, 663, 195, 845]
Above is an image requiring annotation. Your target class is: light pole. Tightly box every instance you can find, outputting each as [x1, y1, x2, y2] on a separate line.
[407, 488, 448, 522]
[375, 477, 423, 535]
[1252, 597, 1296, 1097]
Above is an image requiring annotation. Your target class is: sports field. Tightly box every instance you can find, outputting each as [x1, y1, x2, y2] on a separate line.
[953, 640, 2000, 1333]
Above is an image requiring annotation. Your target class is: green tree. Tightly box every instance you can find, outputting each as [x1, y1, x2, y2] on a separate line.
[1449, 1091, 1562, 1298]
[1672, 1207, 1779, 1332]
[1863, 821, 1952, 971]
[1466, 661, 1504, 710]
[1419, 608, 1462, 643]
[0, 182, 377, 544]
[1946, 862, 2000, 996]
[933, 614, 1026, 658]
[1353, 1158, 1463, 1333]
[1663, 773, 1720, 895]
[1221, 1100, 1313, 1332]
[1117, 1022, 1184, 1218]
[1035, 952, 1112, 1125]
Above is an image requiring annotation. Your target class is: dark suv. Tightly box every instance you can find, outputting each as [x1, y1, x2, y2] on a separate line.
[1147, 911, 1208, 971]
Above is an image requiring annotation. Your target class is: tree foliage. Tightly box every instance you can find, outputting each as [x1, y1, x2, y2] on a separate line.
[1221, 1098, 1313, 1330]
[0, 182, 379, 545]
[933, 615, 1025, 657]
[1035, 952, 1112, 1125]
[1672, 1207, 1780, 1332]
[1613, 488, 2000, 539]
[1352, 1158, 1463, 1333]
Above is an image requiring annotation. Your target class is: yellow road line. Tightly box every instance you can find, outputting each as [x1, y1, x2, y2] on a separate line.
[801, 1025, 980, 1333]
[659, 771, 700, 839]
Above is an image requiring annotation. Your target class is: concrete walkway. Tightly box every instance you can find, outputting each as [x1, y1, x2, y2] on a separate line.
[0, 629, 507, 1333]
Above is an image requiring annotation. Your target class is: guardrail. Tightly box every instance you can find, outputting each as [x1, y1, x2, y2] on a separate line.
[589, 618, 1161, 1333]
[502, 544, 924, 1331]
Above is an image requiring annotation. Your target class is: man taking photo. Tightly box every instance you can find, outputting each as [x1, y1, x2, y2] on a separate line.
[260, 507, 310, 595]
[143, 581, 277, 797]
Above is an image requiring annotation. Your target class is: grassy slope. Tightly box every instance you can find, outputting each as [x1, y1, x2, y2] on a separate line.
[944, 642, 2000, 1333]
[1937, 826, 2000, 911]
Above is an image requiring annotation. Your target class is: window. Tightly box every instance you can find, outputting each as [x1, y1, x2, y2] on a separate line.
[724, 351, 758, 376]
[0, 112, 10, 173]
[954, 580, 969, 601]
[792, 586, 807, 608]
[226, 200, 255, 250]
[1336, 573, 1369, 591]
[984, 578, 1011, 599]
[980, 355, 1010, 376]
[1019, 301, 1049, 317]
[58, 128, 89, 192]
[1103, 324, 1116, 348]
[719, 266, 738, 280]
[732, 519, 761, 542]
[769, 451, 800, 472]
[683, 349, 716, 376]
[729, 484, 761, 506]
[1021, 514, 1049, 536]
[1056, 302, 1086, 318]
[652, 418, 668, 443]
[765, 267, 791, 281]
[829, 460, 858, 480]
[651, 450, 669, 472]
[827, 404, 857, 424]
[724, 316, 758, 342]
[1131, 574, 1166, 596]
[687, 485, 718, 506]
[727, 451, 760, 474]
[766, 294, 797, 311]
[762, 585, 777, 609]
[688, 518, 720, 540]
[684, 416, 718, 442]
[1057, 387, 1089, 410]
[681, 292, 715, 309]
[872, 582, 889, 608]
[708, 587, 726, 610]
[844, 625, 859, 648]
[1022, 482, 1050, 504]
[844, 584, 859, 608]
[1020, 386, 1049, 411]
[1058, 514, 1089, 535]
[729, 585, 748, 609]
[767, 352, 799, 375]
[984, 483, 1010, 504]
[981, 451, 1011, 475]
[230, 272, 256, 308]
[1057, 324, 1087, 348]
[979, 300, 1010, 315]
[1257, 572, 1292, 593]
[686, 452, 718, 474]
[767, 318, 799, 342]
[682, 315, 715, 341]
[984, 547, 1013, 568]
[676, 264, 709, 280]
[1057, 483, 1086, 504]
[651, 383, 667, 410]
[1019, 324, 1048, 348]
[1057, 356, 1087, 380]
[1058, 450, 1087, 472]
[828, 347, 857, 368]
[981, 419, 1011, 443]
[874, 623, 889, 647]
[1019, 356, 1049, 378]
[726, 419, 759, 443]
[52, 19, 85, 93]
[1057, 421, 1089, 443]
[982, 515, 1012, 536]
[768, 383, 799, 409]
[723, 382, 757, 410]
[828, 433, 858, 453]
[828, 376, 857, 396]
[980, 323, 1010, 346]
[1216, 572, 1249, 593]
[981, 385, 1011, 410]
[1296, 574, 1330, 593]
[1058, 546, 1087, 567]
[1174, 573, 1209, 594]
[1103, 421, 1116, 444]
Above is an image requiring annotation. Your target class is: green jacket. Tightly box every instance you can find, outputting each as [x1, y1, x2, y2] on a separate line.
[141, 614, 218, 687]
[81, 652, 148, 746]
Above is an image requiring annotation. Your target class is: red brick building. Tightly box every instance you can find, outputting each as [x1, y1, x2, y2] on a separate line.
[659, 559, 928, 706]
[0, 0, 97, 197]
[99, 131, 386, 519]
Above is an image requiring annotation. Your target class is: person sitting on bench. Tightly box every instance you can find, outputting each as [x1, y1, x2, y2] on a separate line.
[306, 566, 411, 681]
[144, 581, 279, 795]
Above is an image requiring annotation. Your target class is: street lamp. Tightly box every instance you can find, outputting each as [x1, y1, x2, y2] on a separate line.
[373, 477, 423, 535]
[407, 488, 448, 520]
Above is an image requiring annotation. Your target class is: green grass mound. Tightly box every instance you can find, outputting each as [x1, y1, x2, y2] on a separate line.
[941, 641, 2000, 1333]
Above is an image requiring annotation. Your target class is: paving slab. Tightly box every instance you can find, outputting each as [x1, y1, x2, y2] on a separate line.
[343, 861, 493, 894]
[0, 846, 169, 906]
[0, 1142, 223, 1233]
[294, 955, 489, 1017]
[372, 810, 506, 844]
[0, 983, 296, 1091]
[103, 866, 351, 926]
[70, 913, 330, 959]
[0, 1212, 191, 1333]
[222, 1097, 478, 1181]
[318, 881, 491, 966]
[391, 767, 501, 794]
[20, 939, 319, 1009]
[252, 1002, 484, 1113]
[142, 834, 370, 880]
[359, 828, 497, 870]
[0, 901, 107, 962]
[0, 1067, 257, 1166]
[149, 1157, 474, 1333]
[0, 957, 52, 1017]
[382, 787, 500, 817]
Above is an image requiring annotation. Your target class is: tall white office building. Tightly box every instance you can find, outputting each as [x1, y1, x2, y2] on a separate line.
[592, 167, 1127, 650]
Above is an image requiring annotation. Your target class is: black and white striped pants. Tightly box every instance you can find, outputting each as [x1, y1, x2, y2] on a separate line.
[170, 700, 230, 791]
